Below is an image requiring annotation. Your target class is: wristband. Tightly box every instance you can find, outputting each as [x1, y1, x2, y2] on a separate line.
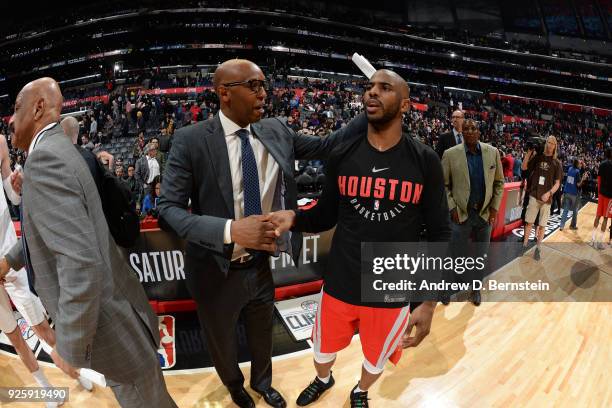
[3, 176, 20, 206]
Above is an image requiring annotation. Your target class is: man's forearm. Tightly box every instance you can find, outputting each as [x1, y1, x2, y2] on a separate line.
[550, 180, 561, 195]
[4, 241, 25, 272]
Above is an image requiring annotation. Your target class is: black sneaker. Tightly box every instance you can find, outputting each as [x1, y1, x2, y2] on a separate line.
[296, 373, 335, 406]
[350, 384, 370, 408]
[534, 247, 541, 261]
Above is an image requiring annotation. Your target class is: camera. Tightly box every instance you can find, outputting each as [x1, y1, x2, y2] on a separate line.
[526, 136, 546, 156]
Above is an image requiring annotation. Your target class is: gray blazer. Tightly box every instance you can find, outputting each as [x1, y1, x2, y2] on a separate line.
[158, 113, 367, 275]
[6, 124, 160, 384]
[134, 154, 150, 187]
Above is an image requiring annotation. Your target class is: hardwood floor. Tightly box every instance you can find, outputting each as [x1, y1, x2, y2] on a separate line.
[1, 203, 610, 407]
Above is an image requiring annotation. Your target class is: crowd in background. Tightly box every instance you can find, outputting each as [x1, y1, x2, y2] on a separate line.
[1, 73, 610, 221]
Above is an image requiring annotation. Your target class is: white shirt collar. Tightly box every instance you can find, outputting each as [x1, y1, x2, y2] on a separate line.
[219, 110, 251, 137]
[28, 122, 58, 155]
[453, 128, 461, 137]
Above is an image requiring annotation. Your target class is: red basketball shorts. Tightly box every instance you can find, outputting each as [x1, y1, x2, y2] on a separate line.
[312, 291, 411, 371]
[596, 195, 612, 218]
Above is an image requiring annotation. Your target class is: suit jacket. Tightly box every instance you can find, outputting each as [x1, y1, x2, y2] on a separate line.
[441, 141, 505, 223]
[435, 130, 458, 158]
[134, 154, 150, 187]
[158, 113, 367, 277]
[6, 124, 159, 384]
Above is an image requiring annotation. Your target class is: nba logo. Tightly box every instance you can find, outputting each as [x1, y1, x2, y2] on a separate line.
[157, 315, 176, 369]
[374, 200, 380, 211]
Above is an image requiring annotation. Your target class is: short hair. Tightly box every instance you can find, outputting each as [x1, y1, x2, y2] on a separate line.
[61, 116, 80, 144]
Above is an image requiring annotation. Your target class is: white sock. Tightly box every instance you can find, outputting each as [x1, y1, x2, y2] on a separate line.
[32, 369, 52, 388]
[317, 374, 330, 384]
[592, 228, 598, 242]
[353, 383, 366, 393]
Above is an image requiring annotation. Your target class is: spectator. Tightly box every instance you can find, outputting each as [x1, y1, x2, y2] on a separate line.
[513, 151, 522, 181]
[135, 143, 160, 198]
[501, 149, 515, 182]
[559, 159, 584, 231]
[89, 115, 97, 138]
[133, 131, 146, 158]
[141, 177, 161, 216]
[126, 164, 140, 210]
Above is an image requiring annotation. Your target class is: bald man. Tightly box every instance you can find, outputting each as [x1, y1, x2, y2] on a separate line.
[0, 78, 177, 408]
[270, 70, 450, 407]
[159, 59, 367, 408]
[436, 109, 464, 158]
[60, 116, 80, 144]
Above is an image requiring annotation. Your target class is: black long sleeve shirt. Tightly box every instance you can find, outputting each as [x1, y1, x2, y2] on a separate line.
[294, 135, 451, 308]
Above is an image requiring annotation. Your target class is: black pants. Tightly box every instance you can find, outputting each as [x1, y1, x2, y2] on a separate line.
[186, 255, 274, 391]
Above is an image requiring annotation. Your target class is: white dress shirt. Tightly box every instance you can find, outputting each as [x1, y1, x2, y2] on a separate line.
[146, 156, 160, 184]
[219, 110, 280, 260]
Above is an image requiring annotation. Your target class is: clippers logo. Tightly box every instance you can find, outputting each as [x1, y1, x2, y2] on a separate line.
[157, 315, 176, 369]
[301, 300, 317, 312]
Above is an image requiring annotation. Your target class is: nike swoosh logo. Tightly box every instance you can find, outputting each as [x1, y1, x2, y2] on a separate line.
[372, 167, 389, 173]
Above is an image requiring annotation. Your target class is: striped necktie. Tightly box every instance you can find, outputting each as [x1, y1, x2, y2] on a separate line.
[236, 128, 262, 216]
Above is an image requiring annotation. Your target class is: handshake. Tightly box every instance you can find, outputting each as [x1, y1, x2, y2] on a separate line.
[231, 210, 296, 252]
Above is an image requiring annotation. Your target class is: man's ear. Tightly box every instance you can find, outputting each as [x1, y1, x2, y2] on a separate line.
[33, 98, 45, 121]
[217, 86, 230, 104]
[401, 98, 410, 114]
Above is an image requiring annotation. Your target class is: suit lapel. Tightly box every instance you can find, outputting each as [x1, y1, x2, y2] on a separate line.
[482, 144, 491, 194]
[251, 122, 293, 177]
[458, 146, 470, 190]
[203, 115, 235, 218]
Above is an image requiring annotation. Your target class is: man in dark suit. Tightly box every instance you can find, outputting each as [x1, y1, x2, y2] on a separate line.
[0, 78, 177, 407]
[158, 59, 366, 408]
[435, 109, 464, 158]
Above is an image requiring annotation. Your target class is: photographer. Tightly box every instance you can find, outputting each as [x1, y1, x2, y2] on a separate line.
[522, 136, 563, 260]
[520, 139, 545, 228]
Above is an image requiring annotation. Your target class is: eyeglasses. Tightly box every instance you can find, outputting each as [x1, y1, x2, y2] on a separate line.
[222, 79, 267, 94]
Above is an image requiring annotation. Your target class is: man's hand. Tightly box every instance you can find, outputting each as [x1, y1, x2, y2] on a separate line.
[50, 350, 79, 379]
[269, 210, 296, 236]
[488, 208, 498, 225]
[402, 301, 435, 348]
[450, 208, 460, 224]
[10, 170, 23, 195]
[541, 191, 551, 202]
[96, 151, 114, 170]
[230, 215, 277, 252]
[0, 257, 9, 281]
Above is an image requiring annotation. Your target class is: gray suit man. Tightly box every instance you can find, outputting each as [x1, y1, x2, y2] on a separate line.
[0, 78, 177, 408]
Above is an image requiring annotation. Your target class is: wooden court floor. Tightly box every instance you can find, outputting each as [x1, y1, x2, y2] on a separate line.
[1, 203, 610, 407]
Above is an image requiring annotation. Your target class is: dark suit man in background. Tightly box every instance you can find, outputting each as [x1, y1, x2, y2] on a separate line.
[158, 59, 366, 408]
[0, 77, 177, 408]
[436, 109, 464, 158]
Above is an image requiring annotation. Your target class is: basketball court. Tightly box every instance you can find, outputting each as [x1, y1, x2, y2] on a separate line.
[0, 202, 610, 407]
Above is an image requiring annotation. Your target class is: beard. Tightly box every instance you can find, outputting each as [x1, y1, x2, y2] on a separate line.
[366, 99, 401, 125]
